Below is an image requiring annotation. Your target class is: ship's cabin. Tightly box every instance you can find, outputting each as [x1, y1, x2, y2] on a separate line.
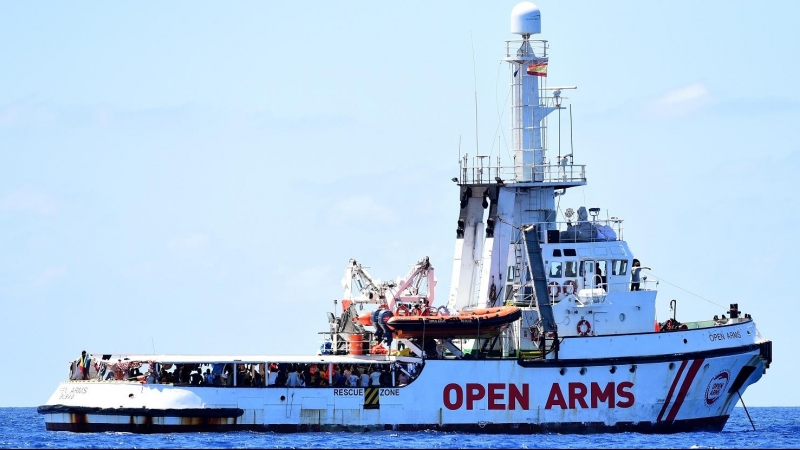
[507, 214, 657, 304]
[539, 240, 640, 302]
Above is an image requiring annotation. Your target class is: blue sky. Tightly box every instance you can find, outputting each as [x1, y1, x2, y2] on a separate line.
[1, 1, 798, 407]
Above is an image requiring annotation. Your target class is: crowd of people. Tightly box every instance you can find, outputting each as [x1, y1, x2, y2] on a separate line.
[71, 355, 420, 389]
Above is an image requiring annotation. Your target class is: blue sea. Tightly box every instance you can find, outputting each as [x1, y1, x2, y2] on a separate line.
[1, 407, 798, 449]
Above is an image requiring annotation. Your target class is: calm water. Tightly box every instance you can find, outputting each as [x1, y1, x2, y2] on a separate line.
[2, 407, 799, 449]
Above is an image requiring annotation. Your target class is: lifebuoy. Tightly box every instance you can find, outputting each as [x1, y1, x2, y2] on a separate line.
[563, 280, 578, 295]
[548, 281, 561, 297]
[576, 319, 591, 336]
[395, 304, 409, 316]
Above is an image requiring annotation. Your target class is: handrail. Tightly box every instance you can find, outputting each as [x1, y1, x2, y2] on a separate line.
[458, 161, 586, 185]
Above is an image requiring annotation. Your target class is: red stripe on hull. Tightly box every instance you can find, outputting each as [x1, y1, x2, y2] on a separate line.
[666, 358, 706, 422]
[657, 359, 688, 422]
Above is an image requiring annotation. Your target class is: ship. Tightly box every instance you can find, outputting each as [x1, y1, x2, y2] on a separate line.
[38, 2, 772, 434]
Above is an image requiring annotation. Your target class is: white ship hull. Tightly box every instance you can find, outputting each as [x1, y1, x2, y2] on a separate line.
[39, 322, 771, 433]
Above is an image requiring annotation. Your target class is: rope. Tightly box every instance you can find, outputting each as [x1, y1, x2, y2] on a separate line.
[643, 270, 726, 309]
[737, 391, 756, 431]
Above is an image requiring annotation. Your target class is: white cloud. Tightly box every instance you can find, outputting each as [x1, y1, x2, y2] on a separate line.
[330, 195, 394, 224]
[647, 82, 713, 118]
[0, 189, 57, 216]
[167, 233, 210, 252]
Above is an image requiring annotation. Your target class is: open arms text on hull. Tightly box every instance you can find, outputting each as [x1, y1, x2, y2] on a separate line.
[38, 2, 772, 434]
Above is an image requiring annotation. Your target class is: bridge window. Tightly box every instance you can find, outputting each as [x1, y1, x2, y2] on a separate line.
[611, 259, 628, 276]
[549, 261, 563, 278]
[564, 261, 578, 278]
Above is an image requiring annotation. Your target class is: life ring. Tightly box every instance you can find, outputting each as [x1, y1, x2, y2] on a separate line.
[576, 319, 591, 336]
[563, 280, 578, 295]
[395, 304, 409, 316]
[548, 281, 561, 297]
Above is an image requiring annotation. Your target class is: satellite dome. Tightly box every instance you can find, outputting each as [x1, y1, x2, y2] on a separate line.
[510, 2, 541, 36]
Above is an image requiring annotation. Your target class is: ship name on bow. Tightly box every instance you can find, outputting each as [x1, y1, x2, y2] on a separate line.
[709, 330, 742, 342]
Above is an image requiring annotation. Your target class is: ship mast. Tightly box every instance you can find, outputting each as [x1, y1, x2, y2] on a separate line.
[446, 2, 586, 317]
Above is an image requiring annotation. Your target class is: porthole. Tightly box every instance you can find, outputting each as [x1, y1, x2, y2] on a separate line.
[580, 367, 587, 375]
[669, 362, 675, 370]
[610, 366, 617, 374]
[619, 313, 626, 322]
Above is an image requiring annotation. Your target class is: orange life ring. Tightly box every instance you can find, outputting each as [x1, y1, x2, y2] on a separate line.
[548, 281, 561, 297]
[395, 304, 409, 316]
[563, 280, 578, 295]
[576, 319, 591, 336]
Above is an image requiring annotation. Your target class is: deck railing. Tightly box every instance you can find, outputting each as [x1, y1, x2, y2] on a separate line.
[457, 160, 586, 185]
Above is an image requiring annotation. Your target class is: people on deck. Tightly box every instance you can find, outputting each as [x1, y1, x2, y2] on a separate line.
[252, 366, 263, 387]
[630, 259, 651, 291]
[286, 364, 302, 387]
[397, 371, 409, 386]
[77, 358, 419, 389]
[78, 351, 90, 380]
[371, 367, 382, 387]
[190, 368, 202, 385]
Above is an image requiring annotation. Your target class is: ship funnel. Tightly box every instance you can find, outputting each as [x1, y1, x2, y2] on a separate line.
[511, 2, 541, 36]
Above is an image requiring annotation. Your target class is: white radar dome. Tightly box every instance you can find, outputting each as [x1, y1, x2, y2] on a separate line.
[510, 2, 541, 36]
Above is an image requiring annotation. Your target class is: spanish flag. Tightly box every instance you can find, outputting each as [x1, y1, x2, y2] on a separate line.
[526, 62, 548, 77]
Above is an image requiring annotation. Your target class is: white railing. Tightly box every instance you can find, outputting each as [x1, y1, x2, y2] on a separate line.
[458, 159, 586, 185]
[524, 219, 625, 243]
[504, 39, 549, 59]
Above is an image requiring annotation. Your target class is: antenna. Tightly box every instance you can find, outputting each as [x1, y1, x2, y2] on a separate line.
[569, 104, 574, 161]
[557, 91, 562, 160]
[151, 336, 156, 355]
[458, 135, 462, 163]
[471, 31, 479, 157]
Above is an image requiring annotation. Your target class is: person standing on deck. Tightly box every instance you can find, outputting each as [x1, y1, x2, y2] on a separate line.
[286, 364, 301, 387]
[78, 351, 90, 380]
[370, 367, 382, 387]
[630, 259, 651, 291]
